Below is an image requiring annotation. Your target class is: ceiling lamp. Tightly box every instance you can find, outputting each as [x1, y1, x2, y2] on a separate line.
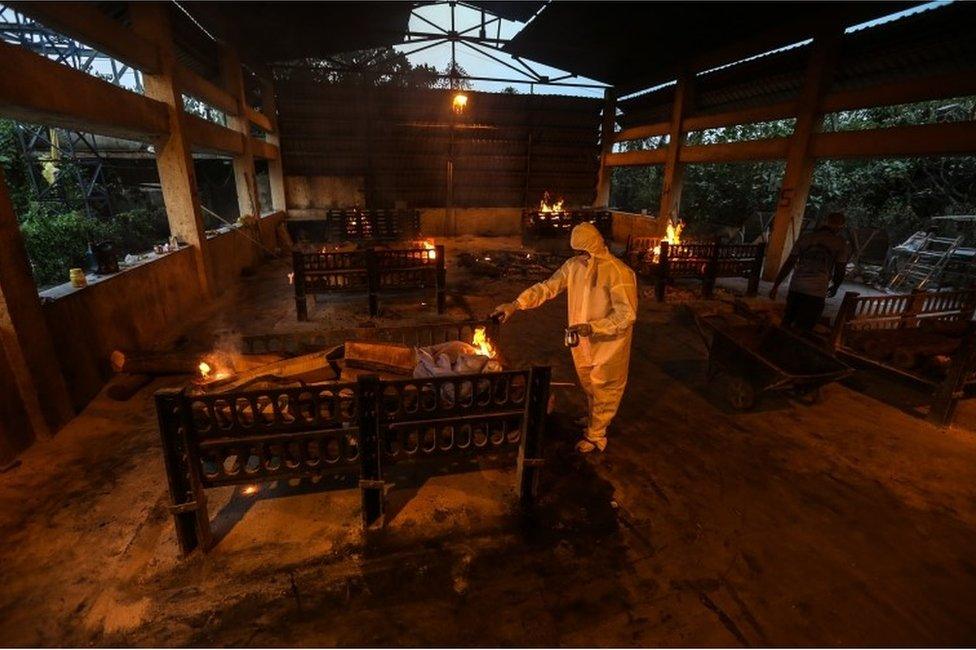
[452, 92, 468, 114]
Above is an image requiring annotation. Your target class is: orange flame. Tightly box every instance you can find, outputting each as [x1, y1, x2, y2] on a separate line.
[472, 326, 496, 358]
[539, 191, 564, 214]
[651, 220, 685, 262]
[421, 239, 436, 260]
[198, 361, 212, 379]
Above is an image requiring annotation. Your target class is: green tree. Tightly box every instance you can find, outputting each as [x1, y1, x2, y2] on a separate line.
[609, 97, 976, 243]
[1, 119, 171, 287]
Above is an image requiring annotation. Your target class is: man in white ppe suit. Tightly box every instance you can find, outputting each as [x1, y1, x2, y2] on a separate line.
[492, 222, 638, 453]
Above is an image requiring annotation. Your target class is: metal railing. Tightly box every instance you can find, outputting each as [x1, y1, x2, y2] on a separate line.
[155, 364, 550, 556]
[627, 240, 765, 302]
[293, 245, 446, 319]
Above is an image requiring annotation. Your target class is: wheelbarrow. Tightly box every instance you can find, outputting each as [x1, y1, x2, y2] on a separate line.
[694, 312, 854, 410]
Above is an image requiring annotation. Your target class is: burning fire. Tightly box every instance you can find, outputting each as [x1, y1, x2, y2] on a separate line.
[421, 239, 436, 260]
[539, 191, 565, 214]
[196, 354, 235, 384]
[651, 219, 685, 263]
[472, 326, 496, 358]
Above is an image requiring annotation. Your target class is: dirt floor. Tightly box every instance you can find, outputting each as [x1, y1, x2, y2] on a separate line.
[1, 235, 975, 646]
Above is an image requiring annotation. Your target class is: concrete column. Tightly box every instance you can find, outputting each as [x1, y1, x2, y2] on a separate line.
[594, 88, 617, 207]
[219, 44, 261, 219]
[658, 72, 693, 222]
[130, 2, 214, 296]
[0, 166, 74, 438]
[763, 28, 842, 281]
[261, 78, 287, 213]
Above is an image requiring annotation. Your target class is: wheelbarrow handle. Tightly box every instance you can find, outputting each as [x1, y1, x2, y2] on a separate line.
[692, 312, 720, 350]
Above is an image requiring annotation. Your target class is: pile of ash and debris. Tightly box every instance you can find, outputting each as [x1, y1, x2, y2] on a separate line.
[456, 249, 573, 279]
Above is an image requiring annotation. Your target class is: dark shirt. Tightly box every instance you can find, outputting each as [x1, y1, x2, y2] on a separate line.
[788, 227, 850, 297]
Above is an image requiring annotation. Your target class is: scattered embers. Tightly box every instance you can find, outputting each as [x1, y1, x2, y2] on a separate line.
[457, 249, 571, 279]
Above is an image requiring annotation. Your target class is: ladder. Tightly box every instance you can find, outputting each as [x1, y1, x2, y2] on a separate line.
[887, 234, 964, 292]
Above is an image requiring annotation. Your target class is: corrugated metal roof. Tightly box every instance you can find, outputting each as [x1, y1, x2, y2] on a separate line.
[180, 2, 414, 66]
[617, 1, 976, 130]
[504, 1, 913, 93]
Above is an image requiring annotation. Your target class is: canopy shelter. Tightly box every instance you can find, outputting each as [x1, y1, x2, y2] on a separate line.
[0, 0, 974, 459]
[588, 1, 976, 278]
[503, 1, 913, 93]
[179, 1, 415, 67]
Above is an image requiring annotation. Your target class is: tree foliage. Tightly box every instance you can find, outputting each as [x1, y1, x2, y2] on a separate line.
[275, 48, 452, 89]
[610, 97, 976, 242]
[0, 119, 170, 287]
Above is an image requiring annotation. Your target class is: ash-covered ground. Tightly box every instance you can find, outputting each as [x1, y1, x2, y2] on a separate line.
[1, 236, 975, 646]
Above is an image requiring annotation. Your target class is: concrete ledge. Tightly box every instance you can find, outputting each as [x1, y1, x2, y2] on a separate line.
[41, 246, 203, 410]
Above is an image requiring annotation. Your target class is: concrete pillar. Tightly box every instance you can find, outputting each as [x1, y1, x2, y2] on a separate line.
[594, 88, 616, 207]
[658, 72, 693, 222]
[219, 44, 261, 219]
[261, 78, 287, 213]
[131, 2, 214, 296]
[763, 28, 842, 281]
[0, 166, 74, 439]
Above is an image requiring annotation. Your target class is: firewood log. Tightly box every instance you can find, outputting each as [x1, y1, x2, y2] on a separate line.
[205, 347, 342, 392]
[110, 350, 209, 375]
[345, 340, 417, 374]
[111, 350, 284, 376]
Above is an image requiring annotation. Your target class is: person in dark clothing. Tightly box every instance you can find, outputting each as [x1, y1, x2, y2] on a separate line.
[769, 212, 850, 332]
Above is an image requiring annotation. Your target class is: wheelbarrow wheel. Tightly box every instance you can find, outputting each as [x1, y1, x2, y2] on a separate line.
[724, 374, 756, 411]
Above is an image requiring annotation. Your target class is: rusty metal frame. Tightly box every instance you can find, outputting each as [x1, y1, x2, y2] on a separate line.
[286, 208, 421, 245]
[830, 288, 976, 427]
[154, 361, 551, 555]
[646, 241, 766, 302]
[293, 245, 446, 319]
[161, 318, 543, 555]
[521, 209, 612, 243]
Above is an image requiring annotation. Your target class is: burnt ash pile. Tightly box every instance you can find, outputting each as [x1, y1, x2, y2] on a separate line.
[457, 249, 573, 279]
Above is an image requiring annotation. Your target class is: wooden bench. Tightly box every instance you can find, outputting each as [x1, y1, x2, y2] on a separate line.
[156, 351, 550, 556]
[628, 240, 766, 302]
[830, 288, 976, 426]
[293, 246, 445, 319]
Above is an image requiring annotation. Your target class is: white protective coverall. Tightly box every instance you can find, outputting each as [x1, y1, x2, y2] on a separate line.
[513, 223, 638, 450]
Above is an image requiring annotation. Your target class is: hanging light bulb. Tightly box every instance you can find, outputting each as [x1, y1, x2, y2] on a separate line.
[452, 92, 468, 114]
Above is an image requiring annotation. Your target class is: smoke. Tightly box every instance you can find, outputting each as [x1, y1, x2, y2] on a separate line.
[210, 329, 246, 374]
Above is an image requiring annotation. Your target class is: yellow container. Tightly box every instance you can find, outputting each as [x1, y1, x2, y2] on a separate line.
[69, 268, 87, 288]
